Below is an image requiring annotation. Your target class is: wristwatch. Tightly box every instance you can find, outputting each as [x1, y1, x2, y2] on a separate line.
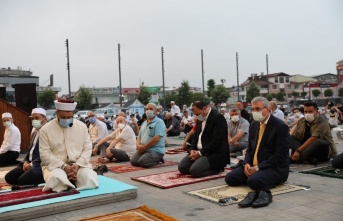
[255, 166, 259, 171]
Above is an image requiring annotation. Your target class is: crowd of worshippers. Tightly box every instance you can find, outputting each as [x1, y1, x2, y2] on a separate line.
[1, 97, 343, 209]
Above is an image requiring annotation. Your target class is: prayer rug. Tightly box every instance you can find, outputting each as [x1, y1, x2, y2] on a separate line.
[289, 161, 331, 173]
[131, 168, 232, 189]
[299, 165, 343, 179]
[0, 187, 79, 208]
[165, 143, 180, 147]
[168, 136, 185, 140]
[79, 205, 177, 221]
[108, 161, 178, 173]
[165, 148, 187, 155]
[186, 183, 306, 206]
[0, 183, 11, 190]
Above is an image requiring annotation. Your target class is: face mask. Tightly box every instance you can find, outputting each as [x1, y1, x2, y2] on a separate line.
[252, 111, 265, 122]
[89, 117, 96, 124]
[32, 120, 42, 129]
[294, 113, 300, 118]
[59, 118, 73, 128]
[3, 121, 12, 128]
[305, 114, 315, 122]
[118, 123, 125, 130]
[196, 114, 205, 121]
[146, 110, 155, 119]
[231, 115, 240, 122]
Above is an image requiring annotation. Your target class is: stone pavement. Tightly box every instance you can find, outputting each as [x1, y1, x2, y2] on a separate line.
[1, 132, 343, 221]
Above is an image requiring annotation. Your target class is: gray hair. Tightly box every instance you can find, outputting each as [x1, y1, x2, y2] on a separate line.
[146, 103, 157, 108]
[251, 96, 269, 108]
[229, 108, 241, 114]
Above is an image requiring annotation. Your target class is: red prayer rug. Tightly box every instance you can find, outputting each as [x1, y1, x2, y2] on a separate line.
[165, 148, 187, 155]
[131, 168, 232, 189]
[108, 161, 178, 173]
[0, 187, 79, 208]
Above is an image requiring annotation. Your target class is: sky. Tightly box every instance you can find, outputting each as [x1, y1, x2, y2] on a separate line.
[1, 0, 342, 95]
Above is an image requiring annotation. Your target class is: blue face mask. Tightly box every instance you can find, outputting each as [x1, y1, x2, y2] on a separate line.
[59, 118, 73, 128]
[89, 117, 96, 124]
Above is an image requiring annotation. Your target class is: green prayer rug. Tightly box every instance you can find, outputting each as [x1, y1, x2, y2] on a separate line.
[299, 166, 343, 179]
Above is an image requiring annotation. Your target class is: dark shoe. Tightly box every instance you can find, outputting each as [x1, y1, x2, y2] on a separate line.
[252, 191, 272, 208]
[238, 191, 259, 208]
[160, 158, 165, 164]
[312, 158, 319, 166]
[98, 165, 108, 172]
[93, 166, 103, 175]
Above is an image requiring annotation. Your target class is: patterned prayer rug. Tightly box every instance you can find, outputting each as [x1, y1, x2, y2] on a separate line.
[165, 148, 187, 155]
[0, 187, 79, 208]
[79, 205, 177, 221]
[299, 165, 343, 179]
[108, 161, 178, 173]
[131, 168, 232, 189]
[186, 183, 306, 206]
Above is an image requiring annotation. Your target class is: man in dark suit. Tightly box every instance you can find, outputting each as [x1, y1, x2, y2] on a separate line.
[5, 108, 47, 185]
[225, 97, 290, 208]
[178, 101, 228, 178]
[236, 101, 251, 123]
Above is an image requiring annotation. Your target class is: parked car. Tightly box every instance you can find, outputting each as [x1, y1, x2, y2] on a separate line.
[95, 108, 115, 120]
[46, 109, 56, 121]
[74, 110, 91, 119]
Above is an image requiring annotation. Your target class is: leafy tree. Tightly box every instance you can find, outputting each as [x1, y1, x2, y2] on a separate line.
[301, 92, 307, 99]
[158, 91, 178, 110]
[275, 92, 285, 102]
[37, 89, 55, 109]
[246, 81, 260, 102]
[291, 91, 299, 100]
[312, 89, 321, 99]
[191, 93, 210, 103]
[324, 89, 333, 98]
[211, 85, 230, 106]
[271, 93, 276, 98]
[266, 94, 272, 101]
[207, 79, 215, 97]
[137, 85, 152, 105]
[338, 88, 343, 98]
[74, 86, 93, 110]
[178, 80, 192, 107]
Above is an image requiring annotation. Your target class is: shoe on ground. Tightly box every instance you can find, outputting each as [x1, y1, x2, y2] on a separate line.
[238, 191, 259, 208]
[251, 190, 272, 208]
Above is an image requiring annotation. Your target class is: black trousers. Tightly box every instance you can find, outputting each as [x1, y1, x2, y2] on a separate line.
[167, 129, 180, 137]
[0, 151, 19, 164]
[5, 164, 44, 185]
[332, 153, 343, 169]
[290, 136, 330, 163]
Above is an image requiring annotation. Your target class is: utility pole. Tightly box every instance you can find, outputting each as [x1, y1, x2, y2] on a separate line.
[161, 47, 166, 110]
[236, 52, 239, 101]
[65, 39, 71, 99]
[118, 43, 122, 107]
[201, 49, 205, 100]
[266, 54, 269, 94]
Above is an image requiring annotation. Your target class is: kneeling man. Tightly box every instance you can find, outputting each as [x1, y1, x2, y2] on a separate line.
[40, 99, 98, 192]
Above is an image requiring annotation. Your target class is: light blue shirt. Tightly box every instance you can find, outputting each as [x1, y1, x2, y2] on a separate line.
[139, 116, 166, 154]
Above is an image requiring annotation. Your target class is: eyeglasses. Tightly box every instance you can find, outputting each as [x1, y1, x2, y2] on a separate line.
[251, 107, 265, 112]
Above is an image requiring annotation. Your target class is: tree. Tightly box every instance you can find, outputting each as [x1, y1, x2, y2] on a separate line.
[291, 91, 299, 100]
[324, 89, 333, 99]
[275, 92, 285, 102]
[211, 85, 230, 106]
[271, 93, 276, 98]
[266, 94, 272, 101]
[137, 85, 152, 105]
[191, 93, 210, 103]
[338, 88, 343, 102]
[207, 79, 215, 97]
[245, 81, 260, 102]
[159, 91, 178, 110]
[301, 92, 307, 99]
[37, 90, 55, 109]
[312, 89, 321, 99]
[177, 80, 192, 107]
[74, 86, 93, 110]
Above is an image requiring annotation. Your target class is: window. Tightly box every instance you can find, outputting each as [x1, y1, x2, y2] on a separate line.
[287, 85, 292, 89]
[274, 76, 278, 83]
[295, 85, 299, 89]
[272, 85, 277, 89]
[286, 77, 289, 83]
[279, 77, 284, 83]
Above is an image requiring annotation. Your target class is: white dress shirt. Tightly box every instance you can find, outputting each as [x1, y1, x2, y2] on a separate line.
[0, 123, 21, 154]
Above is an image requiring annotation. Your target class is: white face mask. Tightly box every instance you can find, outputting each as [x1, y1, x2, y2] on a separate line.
[146, 110, 155, 119]
[32, 120, 43, 129]
[231, 115, 240, 122]
[196, 114, 205, 121]
[118, 123, 125, 130]
[305, 114, 315, 122]
[252, 111, 265, 122]
[3, 120, 12, 128]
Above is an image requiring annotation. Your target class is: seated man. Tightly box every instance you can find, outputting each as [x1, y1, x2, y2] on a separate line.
[94, 116, 136, 163]
[235, 101, 251, 123]
[131, 103, 166, 168]
[40, 99, 98, 192]
[5, 108, 46, 185]
[0, 112, 21, 165]
[113, 112, 139, 135]
[228, 108, 249, 157]
[178, 101, 228, 178]
[165, 112, 181, 136]
[220, 108, 230, 123]
[88, 111, 108, 151]
[270, 101, 285, 121]
[225, 97, 290, 208]
[180, 110, 193, 134]
[290, 101, 337, 165]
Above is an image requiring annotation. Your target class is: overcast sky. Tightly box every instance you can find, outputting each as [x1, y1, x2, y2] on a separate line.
[1, 0, 342, 95]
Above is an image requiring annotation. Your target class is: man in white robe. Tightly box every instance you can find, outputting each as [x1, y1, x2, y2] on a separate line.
[40, 99, 98, 192]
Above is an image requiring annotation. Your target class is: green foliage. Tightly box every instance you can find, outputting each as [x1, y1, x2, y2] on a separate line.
[266, 94, 273, 101]
[246, 81, 260, 102]
[338, 88, 343, 98]
[211, 85, 230, 105]
[178, 80, 192, 106]
[207, 79, 215, 97]
[271, 93, 276, 98]
[37, 90, 55, 109]
[137, 85, 152, 105]
[324, 89, 333, 98]
[75, 86, 93, 110]
[312, 89, 321, 98]
[301, 92, 307, 99]
[291, 91, 299, 99]
[275, 92, 285, 101]
[191, 93, 210, 103]
[158, 91, 178, 109]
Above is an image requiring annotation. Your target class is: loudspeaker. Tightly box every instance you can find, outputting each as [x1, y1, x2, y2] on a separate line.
[14, 84, 37, 114]
[0, 87, 6, 100]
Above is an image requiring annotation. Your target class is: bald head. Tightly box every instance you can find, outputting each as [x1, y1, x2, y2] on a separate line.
[115, 116, 126, 124]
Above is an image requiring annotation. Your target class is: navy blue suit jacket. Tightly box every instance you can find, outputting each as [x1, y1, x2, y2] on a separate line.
[23, 130, 42, 176]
